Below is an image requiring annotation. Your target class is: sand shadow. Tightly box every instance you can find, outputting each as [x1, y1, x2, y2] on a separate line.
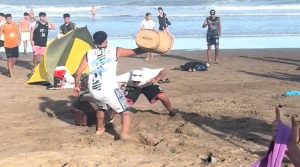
[0, 57, 33, 71]
[131, 108, 161, 115]
[0, 66, 8, 77]
[39, 96, 76, 125]
[238, 70, 300, 82]
[239, 56, 300, 66]
[178, 111, 272, 155]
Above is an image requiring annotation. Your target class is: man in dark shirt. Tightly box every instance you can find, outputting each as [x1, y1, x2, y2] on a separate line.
[59, 13, 76, 35]
[30, 12, 56, 68]
[202, 9, 221, 64]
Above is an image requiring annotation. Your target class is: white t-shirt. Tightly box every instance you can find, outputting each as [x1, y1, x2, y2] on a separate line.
[140, 19, 155, 30]
[87, 47, 118, 92]
[117, 68, 163, 87]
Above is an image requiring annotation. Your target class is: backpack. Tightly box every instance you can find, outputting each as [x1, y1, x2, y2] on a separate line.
[180, 62, 208, 71]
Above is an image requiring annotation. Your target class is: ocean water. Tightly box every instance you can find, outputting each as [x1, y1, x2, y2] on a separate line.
[1, 0, 300, 50]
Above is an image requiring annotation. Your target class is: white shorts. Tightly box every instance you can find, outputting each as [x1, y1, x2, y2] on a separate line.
[91, 88, 129, 113]
[21, 32, 30, 41]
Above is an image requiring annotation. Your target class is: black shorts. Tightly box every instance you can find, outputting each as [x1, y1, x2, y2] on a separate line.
[5, 46, 19, 58]
[126, 84, 164, 104]
[206, 34, 219, 46]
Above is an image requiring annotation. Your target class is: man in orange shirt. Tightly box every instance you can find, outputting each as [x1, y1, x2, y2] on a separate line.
[0, 14, 20, 77]
[19, 12, 30, 55]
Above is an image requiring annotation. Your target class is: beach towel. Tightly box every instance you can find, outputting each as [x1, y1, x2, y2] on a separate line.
[251, 122, 291, 167]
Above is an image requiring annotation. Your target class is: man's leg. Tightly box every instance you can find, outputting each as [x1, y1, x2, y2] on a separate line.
[23, 41, 27, 55]
[7, 58, 12, 77]
[214, 45, 219, 64]
[121, 111, 130, 139]
[207, 45, 211, 63]
[157, 93, 176, 116]
[96, 111, 105, 135]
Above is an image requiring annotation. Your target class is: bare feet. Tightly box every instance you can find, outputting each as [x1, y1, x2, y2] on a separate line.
[95, 128, 105, 136]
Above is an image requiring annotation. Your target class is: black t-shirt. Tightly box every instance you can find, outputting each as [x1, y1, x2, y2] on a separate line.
[206, 16, 220, 36]
[60, 22, 76, 35]
[158, 13, 170, 31]
[33, 21, 49, 47]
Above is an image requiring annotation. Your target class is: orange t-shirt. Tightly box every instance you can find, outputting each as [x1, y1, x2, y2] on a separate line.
[2, 22, 19, 48]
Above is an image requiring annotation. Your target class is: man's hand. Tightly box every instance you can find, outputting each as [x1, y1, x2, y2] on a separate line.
[30, 41, 34, 46]
[72, 86, 81, 97]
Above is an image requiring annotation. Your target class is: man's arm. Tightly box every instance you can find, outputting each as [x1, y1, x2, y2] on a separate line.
[48, 23, 56, 30]
[287, 116, 300, 167]
[218, 18, 222, 36]
[117, 47, 146, 57]
[16, 23, 21, 45]
[30, 23, 35, 45]
[73, 54, 88, 96]
[202, 17, 208, 28]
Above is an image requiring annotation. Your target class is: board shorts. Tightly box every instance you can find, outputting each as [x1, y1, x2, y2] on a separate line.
[32, 45, 46, 56]
[206, 33, 219, 46]
[5, 46, 19, 58]
[126, 84, 164, 105]
[91, 88, 129, 113]
[21, 32, 30, 41]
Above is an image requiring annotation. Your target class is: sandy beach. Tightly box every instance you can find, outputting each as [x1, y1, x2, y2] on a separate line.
[0, 49, 299, 167]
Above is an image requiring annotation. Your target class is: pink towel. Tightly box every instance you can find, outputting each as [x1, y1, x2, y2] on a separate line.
[251, 122, 291, 167]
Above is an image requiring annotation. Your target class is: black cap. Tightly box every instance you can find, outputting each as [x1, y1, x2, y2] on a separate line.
[0, 13, 5, 17]
[93, 31, 107, 45]
[210, 9, 216, 15]
[63, 13, 70, 18]
[5, 14, 12, 18]
[39, 12, 46, 17]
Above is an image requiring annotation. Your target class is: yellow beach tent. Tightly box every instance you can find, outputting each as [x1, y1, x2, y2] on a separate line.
[27, 27, 94, 85]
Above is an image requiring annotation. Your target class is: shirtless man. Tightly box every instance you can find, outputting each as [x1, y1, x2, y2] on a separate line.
[19, 12, 30, 55]
[90, 6, 96, 19]
[29, 8, 35, 21]
[73, 31, 146, 140]
[30, 12, 56, 68]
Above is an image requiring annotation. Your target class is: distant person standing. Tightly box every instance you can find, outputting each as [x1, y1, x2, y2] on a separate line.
[19, 12, 30, 55]
[140, 12, 155, 61]
[158, 7, 171, 32]
[29, 8, 35, 21]
[202, 9, 221, 64]
[59, 13, 77, 35]
[90, 6, 96, 20]
[30, 12, 56, 68]
[0, 14, 21, 77]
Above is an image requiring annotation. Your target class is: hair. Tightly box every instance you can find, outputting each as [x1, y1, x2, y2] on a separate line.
[5, 14, 12, 18]
[158, 7, 163, 11]
[0, 13, 5, 17]
[63, 13, 70, 18]
[39, 12, 46, 17]
[24, 12, 29, 16]
[145, 12, 151, 17]
[210, 9, 216, 15]
[93, 31, 108, 45]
